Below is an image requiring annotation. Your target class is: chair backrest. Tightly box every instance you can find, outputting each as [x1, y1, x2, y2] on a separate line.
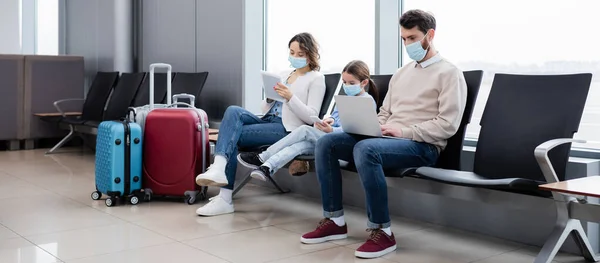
[435, 70, 483, 170]
[131, 72, 174, 107]
[103, 72, 146, 121]
[473, 73, 592, 182]
[81, 72, 119, 121]
[166, 72, 209, 107]
[319, 73, 342, 118]
[370, 74, 393, 112]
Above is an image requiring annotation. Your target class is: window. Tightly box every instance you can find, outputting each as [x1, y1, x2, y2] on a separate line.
[403, 0, 600, 149]
[35, 0, 59, 55]
[265, 0, 375, 74]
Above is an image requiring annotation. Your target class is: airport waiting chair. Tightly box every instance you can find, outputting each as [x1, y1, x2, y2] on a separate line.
[45, 72, 119, 154]
[166, 72, 209, 107]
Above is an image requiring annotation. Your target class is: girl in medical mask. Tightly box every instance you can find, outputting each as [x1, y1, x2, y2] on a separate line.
[238, 60, 379, 181]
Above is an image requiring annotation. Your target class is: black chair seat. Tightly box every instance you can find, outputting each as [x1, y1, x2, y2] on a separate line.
[414, 167, 543, 192]
[60, 116, 86, 125]
[83, 121, 101, 128]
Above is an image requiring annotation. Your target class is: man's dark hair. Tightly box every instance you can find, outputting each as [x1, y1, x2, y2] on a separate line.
[399, 9, 436, 35]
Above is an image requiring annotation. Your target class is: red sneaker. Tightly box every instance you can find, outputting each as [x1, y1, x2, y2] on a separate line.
[300, 218, 348, 244]
[355, 229, 397, 258]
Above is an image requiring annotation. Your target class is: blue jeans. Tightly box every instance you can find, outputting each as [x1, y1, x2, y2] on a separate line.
[315, 132, 439, 228]
[259, 125, 325, 174]
[214, 106, 289, 189]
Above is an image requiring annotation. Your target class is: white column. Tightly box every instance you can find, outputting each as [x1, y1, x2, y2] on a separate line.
[375, 0, 402, 74]
[0, 0, 23, 54]
[242, 0, 265, 114]
[113, 0, 133, 72]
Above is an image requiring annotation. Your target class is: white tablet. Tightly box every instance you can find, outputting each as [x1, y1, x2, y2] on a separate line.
[309, 116, 323, 124]
[261, 71, 287, 102]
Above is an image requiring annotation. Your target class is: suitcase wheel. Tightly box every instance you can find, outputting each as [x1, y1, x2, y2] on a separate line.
[105, 197, 117, 207]
[143, 188, 153, 202]
[184, 191, 198, 205]
[91, 191, 102, 200]
[129, 196, 140, 205]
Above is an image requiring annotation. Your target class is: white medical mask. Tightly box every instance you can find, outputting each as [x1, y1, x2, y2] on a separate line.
[342, 84, 362, 96]
[288, 56, 308, 69]
[405, 32, 430, 61]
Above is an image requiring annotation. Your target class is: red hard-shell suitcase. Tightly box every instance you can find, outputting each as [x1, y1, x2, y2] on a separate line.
[142, 93, 210, 204]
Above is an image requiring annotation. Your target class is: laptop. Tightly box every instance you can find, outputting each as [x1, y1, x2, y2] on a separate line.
[335, 95, 400, 139]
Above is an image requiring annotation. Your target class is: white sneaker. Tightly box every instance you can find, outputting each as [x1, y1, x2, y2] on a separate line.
[196, 167, 228, 187]
[196, 196, 234, 216]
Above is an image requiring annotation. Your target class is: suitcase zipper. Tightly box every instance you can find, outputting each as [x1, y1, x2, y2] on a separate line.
[123, 121, 131, 196]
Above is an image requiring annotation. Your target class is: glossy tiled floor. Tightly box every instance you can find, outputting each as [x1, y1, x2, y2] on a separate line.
[0, 149, 589, 263]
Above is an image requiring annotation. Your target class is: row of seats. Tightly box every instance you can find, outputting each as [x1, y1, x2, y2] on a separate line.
[232, 71, 595, 260]
[40, 71, 209, 154]
[0, 54, 84, 150]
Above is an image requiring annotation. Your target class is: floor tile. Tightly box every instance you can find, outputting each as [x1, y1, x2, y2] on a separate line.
[234, 193, 324, 227]
[185, 226, 338, 263]
[275, 207, 434, 246]
[2, 206, 123, 237]
[0, 193, 87, 222]
[512, 245, 589, 263]
[345, 227, 525, 263]
[65, 243, 227, 263]
[132, 211, 263, 241]
[268, 246, 395, 263]
[27, 222, 173, 261]
[0, 237, 62, 263]
[473, 249, 562, 263]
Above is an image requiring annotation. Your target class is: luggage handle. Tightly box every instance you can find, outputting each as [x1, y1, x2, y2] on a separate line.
[126, 107, 137, 120]
[167, 102, 194, 108]
[149, 63, 173, 110]
[173, 93, 195, 106]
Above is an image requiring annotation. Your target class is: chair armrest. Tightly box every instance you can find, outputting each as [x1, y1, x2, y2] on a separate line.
[534, 138, 586, 183]
[53, 98, 85, 118]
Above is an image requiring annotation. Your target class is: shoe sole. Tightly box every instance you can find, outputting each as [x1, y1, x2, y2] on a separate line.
[195, 177, 228, 187]
[237, 154, 260, 169]
[300, 234, 347, 244]
[196, 208, 235, 217]
[354, 245, 397, 259]
[250, 170, 267, 182]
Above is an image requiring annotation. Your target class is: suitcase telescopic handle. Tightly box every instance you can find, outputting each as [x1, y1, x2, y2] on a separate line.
[167, 102, 194, 109]
[149, 63, 173, 109]
[172, 93, 195, 107]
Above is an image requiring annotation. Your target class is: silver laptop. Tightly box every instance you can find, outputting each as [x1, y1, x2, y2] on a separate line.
[335, 95, 399, 139]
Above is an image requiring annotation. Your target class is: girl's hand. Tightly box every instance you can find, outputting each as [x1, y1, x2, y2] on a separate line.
[274, 83, 293, 101]
[315, 121, 333, 133]
[323, 118, 335, 125]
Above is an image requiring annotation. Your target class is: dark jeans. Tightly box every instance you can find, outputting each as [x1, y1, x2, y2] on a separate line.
[315, 132, 439, 228]
[214, 106, 288, 189]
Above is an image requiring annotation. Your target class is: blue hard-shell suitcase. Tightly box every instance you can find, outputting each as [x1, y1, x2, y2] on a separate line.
[91, 119, 143, 207]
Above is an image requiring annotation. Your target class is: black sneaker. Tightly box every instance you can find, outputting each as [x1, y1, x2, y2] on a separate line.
[237, 152, 263, 168]
[250, 166, 270, 181]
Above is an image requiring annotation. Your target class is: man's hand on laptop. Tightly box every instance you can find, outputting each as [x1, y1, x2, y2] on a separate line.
[381, 124, 402, 138]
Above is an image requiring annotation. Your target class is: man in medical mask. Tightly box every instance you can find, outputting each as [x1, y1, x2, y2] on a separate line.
[300, 9, 468, 259]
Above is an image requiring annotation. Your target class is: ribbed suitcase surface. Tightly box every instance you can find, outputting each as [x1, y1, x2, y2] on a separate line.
[93, 120, 143, 206]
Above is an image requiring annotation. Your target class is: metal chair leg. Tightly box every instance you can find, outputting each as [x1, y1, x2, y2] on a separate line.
[265, 173, 291, 194]
[45, 125, 75, 154]
[232, 170, 253, 197]
[535, 219, 599, 263]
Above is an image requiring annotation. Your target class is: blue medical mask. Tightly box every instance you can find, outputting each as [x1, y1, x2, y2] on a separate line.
[288, 55, 308, 69]
[405, 32, 430, 62]
[342, 83, 362, 96]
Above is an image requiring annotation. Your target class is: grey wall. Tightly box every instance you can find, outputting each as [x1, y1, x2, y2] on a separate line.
[64, 0, 115, 92]
[0, 0, 21, 54]
[140, 0, 244, 119]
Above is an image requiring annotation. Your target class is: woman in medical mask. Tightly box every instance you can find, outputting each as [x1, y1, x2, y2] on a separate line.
[195, 32, 326, 217]
[237, 60, 379, 182]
